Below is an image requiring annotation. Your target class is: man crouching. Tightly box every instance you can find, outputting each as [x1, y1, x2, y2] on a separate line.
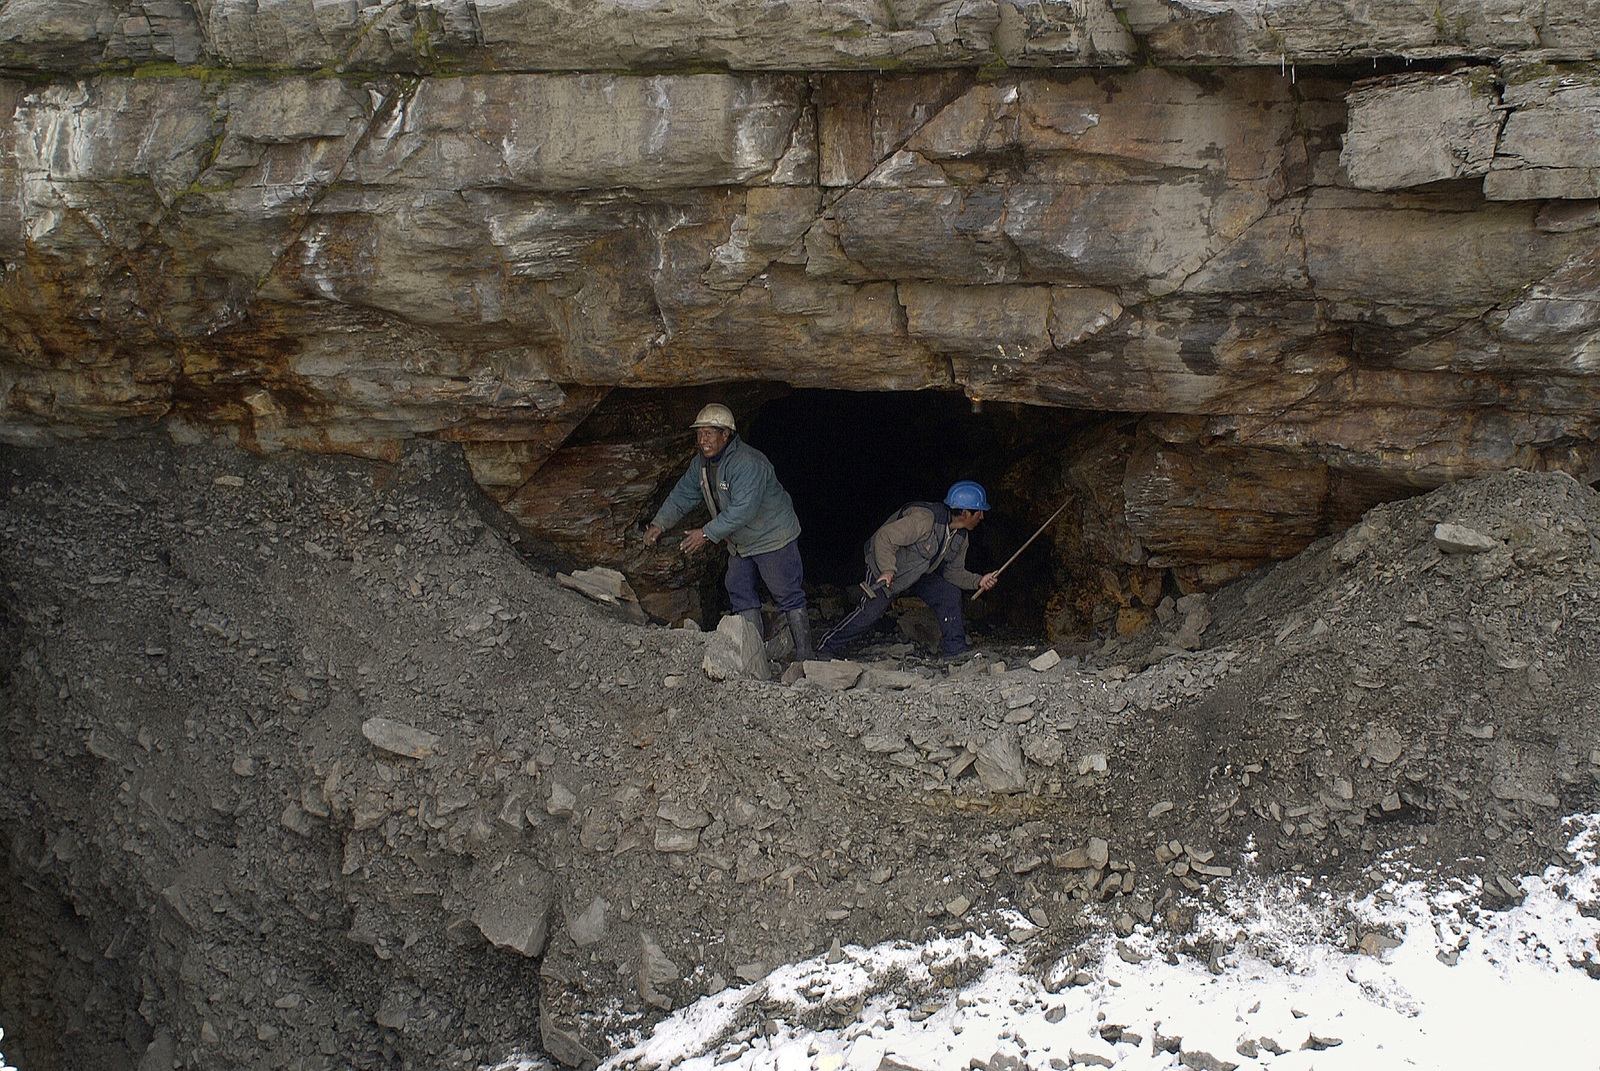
[816, 481, 998, 660]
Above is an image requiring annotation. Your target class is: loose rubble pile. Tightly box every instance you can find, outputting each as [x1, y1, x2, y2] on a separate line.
[1, 439, 1596, 1070]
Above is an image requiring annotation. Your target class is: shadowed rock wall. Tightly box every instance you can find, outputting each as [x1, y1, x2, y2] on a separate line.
[3, 1, 1600, 618]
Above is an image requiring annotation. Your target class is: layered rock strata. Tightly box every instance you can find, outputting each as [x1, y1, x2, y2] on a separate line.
[6, 0, 1600, 73]
[2, 2, 1600, 617]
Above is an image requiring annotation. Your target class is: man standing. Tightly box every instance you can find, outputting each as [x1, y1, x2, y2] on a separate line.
[816, 481, 999, 660]
[644, 404, 813, 661]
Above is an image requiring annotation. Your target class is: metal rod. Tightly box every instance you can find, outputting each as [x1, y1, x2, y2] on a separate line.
[971, 496, 1071, 600]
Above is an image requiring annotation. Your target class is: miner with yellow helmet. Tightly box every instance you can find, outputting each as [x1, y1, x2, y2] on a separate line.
[645, 404, 812, 660]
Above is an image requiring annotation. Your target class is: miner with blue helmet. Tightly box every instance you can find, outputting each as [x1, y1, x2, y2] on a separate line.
[816, 480, 1000, 660]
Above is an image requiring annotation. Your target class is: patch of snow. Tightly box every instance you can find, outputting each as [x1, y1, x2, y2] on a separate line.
[488, 814, 1600, 1071]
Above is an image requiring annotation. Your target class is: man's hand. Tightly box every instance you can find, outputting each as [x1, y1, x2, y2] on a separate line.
[876, 571, 895, 588]
[978, 571, 1000, 593]
[681, 528, 709, 553]
[643, 524, 664, 546]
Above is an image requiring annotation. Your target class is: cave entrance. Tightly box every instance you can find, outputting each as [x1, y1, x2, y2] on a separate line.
[524, 384, 1158, 644]
[738, 388, 1093, 642]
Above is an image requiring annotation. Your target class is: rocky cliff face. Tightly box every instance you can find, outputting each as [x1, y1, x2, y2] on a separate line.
[2, 1, 1599, 625]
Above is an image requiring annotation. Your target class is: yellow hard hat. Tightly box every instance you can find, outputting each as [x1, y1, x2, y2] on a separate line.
[690, 404, 737, 432]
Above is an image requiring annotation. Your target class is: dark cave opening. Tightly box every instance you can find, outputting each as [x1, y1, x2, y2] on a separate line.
[548, 384, 1146, 641]
[739, 389, 1091, 637]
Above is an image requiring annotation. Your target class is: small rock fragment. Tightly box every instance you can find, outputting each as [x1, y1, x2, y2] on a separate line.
[639, 934, 679, 1011]
[546, 782, 577, 817]
[375, 992, 410, 1031]
[802, 659, 864, 690]
[1365, 727, 1404, 765]
[1054, 847, 1089, 869]
[1029, 649, 1062, 672]
[540, 1007, 600, 1069]
[361, 717, 440, 760]
[1086, 837, 1109, 869]
[975, 732, 1028, 794]
[862, 728, 909, 753]
[469, 857, 555, 957]
[557, 566, 631, 603]
[280, 802, 313, 836]
[1022, 734, 1065, 767]
[1179, 1046, 1239, 1071]
[654, 827, 700, 853]
[1434, 522, 1498, 554]
[566, 897, 610, 948]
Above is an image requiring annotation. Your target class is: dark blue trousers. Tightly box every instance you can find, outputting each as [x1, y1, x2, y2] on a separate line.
[725, 539, 807, 613]
[818, 573, 969, 657]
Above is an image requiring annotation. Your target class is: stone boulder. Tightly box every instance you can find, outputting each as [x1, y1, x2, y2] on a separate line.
[468, 856, 556, 958]
[703, 615, 770, 682]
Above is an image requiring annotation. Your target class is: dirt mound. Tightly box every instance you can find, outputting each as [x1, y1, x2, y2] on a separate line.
[2, 439, 1596, 1070]
[1198, 469, 1600, 886]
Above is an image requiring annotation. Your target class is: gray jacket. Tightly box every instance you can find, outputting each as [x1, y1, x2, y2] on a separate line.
[650, 436, 802, 558]
[867, 502, 984, 595]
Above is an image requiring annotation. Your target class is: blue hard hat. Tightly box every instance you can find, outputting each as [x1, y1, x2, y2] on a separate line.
[944, 480, 990, 511]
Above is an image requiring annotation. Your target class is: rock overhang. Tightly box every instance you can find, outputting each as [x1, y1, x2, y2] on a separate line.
[2, 4, 1600, 630]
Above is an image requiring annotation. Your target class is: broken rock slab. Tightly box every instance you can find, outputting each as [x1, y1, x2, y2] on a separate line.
[557, 565, 634, 602]
[565, 896, 609, 948]
[1341, 71, 1500, 191]
[1173, 594, 1211, 650]
[539, 1004, 599, 1071]
[361, 717, 441, 760]
[861, 726, 909, 754]
[801, 659, 864, 690]
[469, 856, 556, 957]
[1434, 522, 1499, 554]
[1485, 72, 1600, 201]
[975, 731, 1028, 794]
[638, 933, 680, 1012]
[1179, 1047, 1240, 1071]
[558, 566, 646, 621]
[703, 614, 770, 681]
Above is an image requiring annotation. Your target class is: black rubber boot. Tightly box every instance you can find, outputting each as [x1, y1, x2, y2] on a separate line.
[786, 608, 814, 663]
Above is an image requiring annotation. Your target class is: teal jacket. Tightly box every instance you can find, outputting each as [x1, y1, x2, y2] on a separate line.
[650, 436, 802, 558]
